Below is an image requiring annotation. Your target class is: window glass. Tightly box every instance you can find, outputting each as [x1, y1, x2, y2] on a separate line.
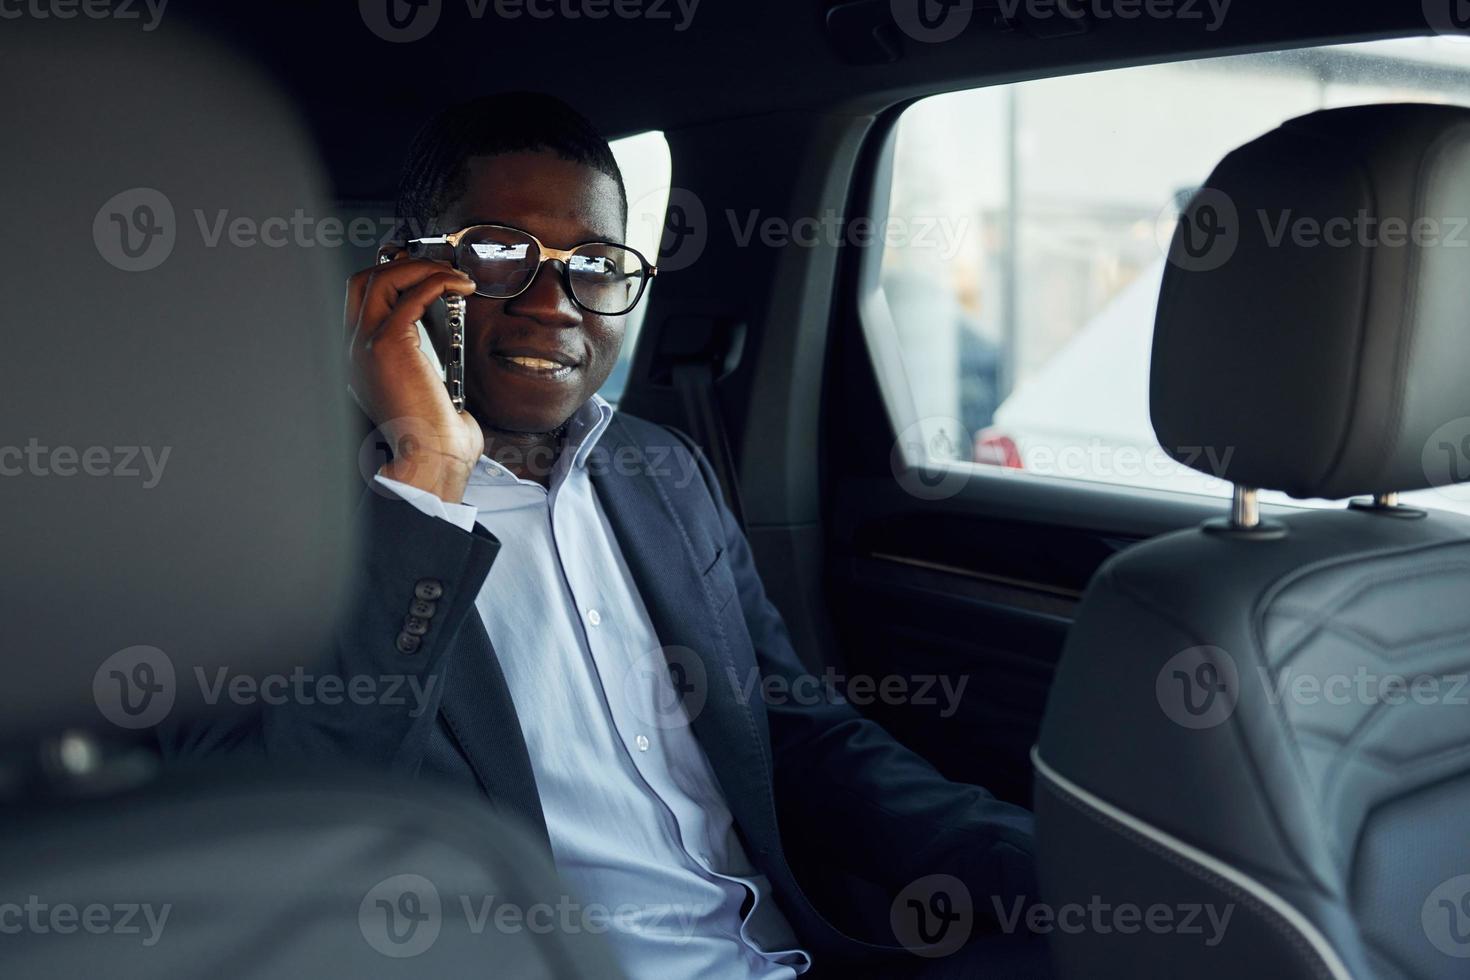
[603, 130, 671, 404]
[877, 37, 1470, 513]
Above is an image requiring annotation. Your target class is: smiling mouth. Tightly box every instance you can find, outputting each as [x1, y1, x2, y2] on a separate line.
[491, 353, 579, 381]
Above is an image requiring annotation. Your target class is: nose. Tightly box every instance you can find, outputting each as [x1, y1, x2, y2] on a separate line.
[504, 259, 581, 327]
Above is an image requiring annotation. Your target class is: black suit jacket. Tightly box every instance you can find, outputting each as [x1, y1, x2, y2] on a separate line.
[168, 412, 1035, 966]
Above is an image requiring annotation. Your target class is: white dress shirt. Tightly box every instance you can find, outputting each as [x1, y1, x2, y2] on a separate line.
[377, 395, 811, 979]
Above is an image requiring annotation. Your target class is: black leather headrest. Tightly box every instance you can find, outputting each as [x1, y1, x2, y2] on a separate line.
[1152, 103, 1470, 500]
[0, 21, 355, 740]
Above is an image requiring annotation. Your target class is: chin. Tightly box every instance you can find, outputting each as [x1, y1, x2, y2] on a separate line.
[468, 369, 600, 436]
[472, 399, 579, 436]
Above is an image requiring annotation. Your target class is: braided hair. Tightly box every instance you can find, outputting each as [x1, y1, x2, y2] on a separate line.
[393, 92, 627, 240]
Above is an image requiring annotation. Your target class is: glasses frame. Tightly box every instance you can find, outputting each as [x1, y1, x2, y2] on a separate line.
[407, 223, 658, 316]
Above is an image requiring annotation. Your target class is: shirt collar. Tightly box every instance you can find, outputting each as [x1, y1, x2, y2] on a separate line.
[565, 393, 615, 470]
[467, 394, 614, 487]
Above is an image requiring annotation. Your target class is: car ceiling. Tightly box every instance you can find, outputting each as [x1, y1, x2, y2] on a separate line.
[176, 0, 1425, 201]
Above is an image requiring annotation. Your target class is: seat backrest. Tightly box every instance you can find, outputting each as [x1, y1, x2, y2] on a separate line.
[1, 770, 618, 979]
[1035, 104, 1470, 980]
[0, 18, 618, 979]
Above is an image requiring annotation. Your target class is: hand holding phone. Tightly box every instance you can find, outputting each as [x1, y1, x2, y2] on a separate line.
[345, 251, 484, 504]
[376, 245, 466, 413]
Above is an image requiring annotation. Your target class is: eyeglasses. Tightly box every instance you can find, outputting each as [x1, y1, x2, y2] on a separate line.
[405, 224, 657, 316]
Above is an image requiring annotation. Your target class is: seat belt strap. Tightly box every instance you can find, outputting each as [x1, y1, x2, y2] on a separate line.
[672, 359, 747, 530]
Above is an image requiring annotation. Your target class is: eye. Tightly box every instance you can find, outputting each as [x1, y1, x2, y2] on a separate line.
[469, 242, 531, 262]
[569, 254, 620, 280]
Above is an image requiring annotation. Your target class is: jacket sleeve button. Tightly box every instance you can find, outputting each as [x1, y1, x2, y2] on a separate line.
[403, 616, 430, 637]
[414, 579, 444, 601]
[395, 631, 422, 655]
[410, 598, 437, 619]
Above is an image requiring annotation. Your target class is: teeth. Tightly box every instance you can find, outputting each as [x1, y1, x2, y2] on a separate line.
[506, 356, 563, 370]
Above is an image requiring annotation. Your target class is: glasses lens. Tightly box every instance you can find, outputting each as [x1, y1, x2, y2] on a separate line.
[567, 243, 649, 315]
[457, 225, 539, 298]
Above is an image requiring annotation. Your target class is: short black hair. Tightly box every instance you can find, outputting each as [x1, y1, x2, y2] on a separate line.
[393, 92, 626, 239]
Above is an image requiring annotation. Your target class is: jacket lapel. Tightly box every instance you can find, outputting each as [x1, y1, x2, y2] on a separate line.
[437, 617, 552, 852]
[590, 418, 781, 858]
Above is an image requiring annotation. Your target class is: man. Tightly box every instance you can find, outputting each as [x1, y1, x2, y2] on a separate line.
[183, 93, 1043, 978]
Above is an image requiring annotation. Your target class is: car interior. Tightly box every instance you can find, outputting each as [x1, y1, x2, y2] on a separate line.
[5, 0, 1470, 977]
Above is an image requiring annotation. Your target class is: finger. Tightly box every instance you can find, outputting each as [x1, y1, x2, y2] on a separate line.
[361, 271, 476, 352]
[350, 259, 465, 351]
[344, 254, 414, 349]
[344, 266, 374, 348]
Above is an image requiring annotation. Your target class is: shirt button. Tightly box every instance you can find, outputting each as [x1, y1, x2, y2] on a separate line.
[586, 608, 602, 626]
[635, 734, 650, 752]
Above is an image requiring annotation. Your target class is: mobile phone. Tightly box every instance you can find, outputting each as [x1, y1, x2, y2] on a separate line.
[376, 245, 466, 413]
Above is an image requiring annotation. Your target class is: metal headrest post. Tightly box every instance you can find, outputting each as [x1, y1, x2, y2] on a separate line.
[1231, 485, 1259, 529]
[1201, 483, 1287, 540]
[1348, 491, 1428, 520]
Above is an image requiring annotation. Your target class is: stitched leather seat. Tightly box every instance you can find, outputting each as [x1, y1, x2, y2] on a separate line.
[1034, 104, 1470, 980]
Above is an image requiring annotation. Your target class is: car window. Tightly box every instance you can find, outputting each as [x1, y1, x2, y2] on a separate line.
[873, 37, 1470, 515]
[603, 130, 671, 405]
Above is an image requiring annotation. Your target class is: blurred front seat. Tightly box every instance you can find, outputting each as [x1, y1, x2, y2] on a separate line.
[0, 18, 617, 980]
